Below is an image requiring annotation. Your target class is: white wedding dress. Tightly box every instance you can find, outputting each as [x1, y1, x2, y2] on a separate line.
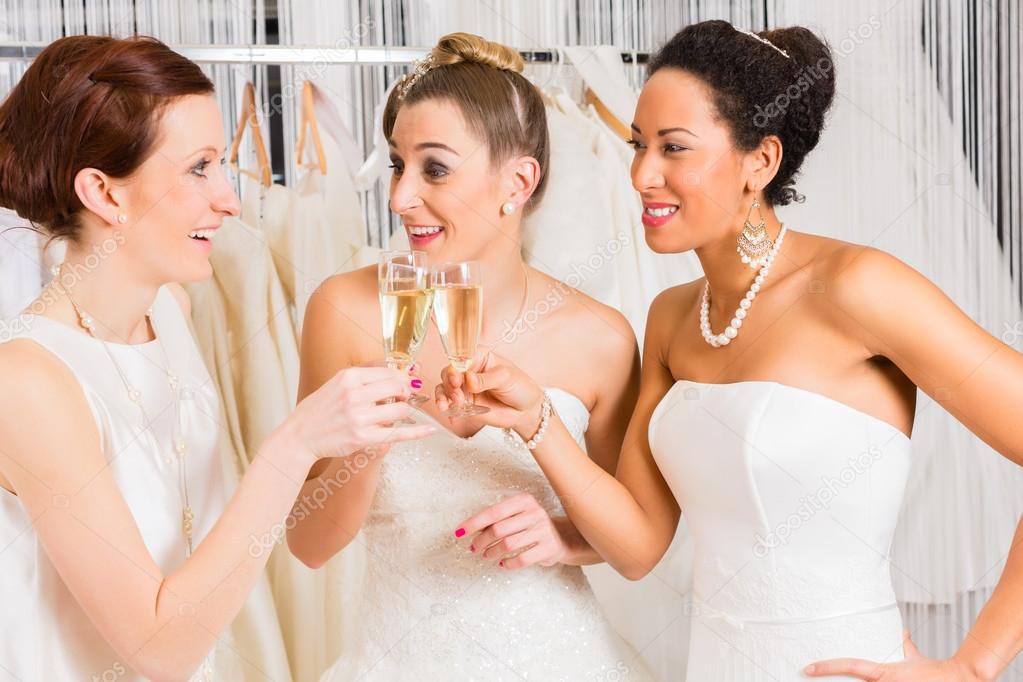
[649, 379, 913, 681]
[320, 388, 650, 682]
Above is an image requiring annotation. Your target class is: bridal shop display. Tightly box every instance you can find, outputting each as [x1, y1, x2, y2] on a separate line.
[1, 1, 1021, 680]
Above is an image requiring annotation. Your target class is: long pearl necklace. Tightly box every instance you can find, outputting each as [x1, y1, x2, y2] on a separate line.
[700, 224, 788, 348]
[57, 266, 195, 556]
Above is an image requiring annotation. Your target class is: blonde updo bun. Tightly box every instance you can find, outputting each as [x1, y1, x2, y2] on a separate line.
[383, 32, 549, 213]
[430, 32, 525, 73]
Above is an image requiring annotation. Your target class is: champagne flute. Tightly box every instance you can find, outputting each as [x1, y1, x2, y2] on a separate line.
[378, 251, 433, 415]
[431, 261, 489, 417]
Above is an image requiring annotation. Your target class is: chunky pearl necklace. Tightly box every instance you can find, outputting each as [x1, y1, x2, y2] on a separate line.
[56, 266, 196, 556]
[700, 224, 788, 348]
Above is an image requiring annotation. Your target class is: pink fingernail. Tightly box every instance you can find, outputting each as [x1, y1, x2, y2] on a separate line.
[454, 528, 466, 538]
[411, 379, 423, 389]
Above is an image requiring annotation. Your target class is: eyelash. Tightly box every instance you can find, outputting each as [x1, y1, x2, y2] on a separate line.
[388, 161, 449, 180]
[626, 140, 689, 154]
[190, 157, 225, 178]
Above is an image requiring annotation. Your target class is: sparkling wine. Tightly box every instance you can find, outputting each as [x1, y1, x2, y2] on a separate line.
[380, 288, 433, 366]
[432, 284, 482, 371]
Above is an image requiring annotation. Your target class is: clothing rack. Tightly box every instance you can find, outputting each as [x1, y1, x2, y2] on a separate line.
[0, 42, 649, 65]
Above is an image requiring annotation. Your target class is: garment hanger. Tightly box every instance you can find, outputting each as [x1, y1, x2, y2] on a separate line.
[584, 88, 631, 141]
[228, 81, 273, 188]
[295, 81, 327, 175]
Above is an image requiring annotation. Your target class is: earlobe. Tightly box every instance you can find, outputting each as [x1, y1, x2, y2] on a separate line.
[74, 167, 124, 227]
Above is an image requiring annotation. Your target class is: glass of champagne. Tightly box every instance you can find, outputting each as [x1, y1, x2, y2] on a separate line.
[431, 261, 489, 417]
[378, 251, 433, 415]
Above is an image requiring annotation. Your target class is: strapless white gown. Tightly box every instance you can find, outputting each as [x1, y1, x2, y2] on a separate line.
[320, 388, 650, 682]
[649, 380, 913, 681]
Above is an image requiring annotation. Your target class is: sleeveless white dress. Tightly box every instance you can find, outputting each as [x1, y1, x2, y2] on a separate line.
[0, 286, 234, 680]
[649, 379, 913, 681]
[320, 388, 651, 682]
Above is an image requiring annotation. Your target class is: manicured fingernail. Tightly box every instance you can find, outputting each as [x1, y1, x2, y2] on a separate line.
[411, 379, 423, 389]
[804, 665, 815, 674]
[499, 560, 504, 568]
[454, 528, 466, 538]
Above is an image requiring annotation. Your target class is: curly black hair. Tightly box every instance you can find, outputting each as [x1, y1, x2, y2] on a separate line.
[648, 20, 836, 206]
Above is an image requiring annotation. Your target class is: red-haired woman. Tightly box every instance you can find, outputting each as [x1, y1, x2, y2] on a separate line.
[0, 35, 433, 680]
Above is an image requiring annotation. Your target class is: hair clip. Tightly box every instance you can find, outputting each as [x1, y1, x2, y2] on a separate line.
[739, 30, 791, 60]
[398, 54, 436, 100]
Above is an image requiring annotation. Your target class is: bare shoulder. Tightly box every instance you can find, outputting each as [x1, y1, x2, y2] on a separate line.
[815, 238, 924, 309]
[0, 339, 95, 472]
[646, 278, 703, 338]
[300, 265, 380, 369]
[539, 270, 637, 360]
[307, 265, 378, 325]
[166, 282, 191, 317]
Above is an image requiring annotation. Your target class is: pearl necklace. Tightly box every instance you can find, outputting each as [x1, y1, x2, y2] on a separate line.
[56, 266, 195, 556]
[700, 224, 788, 348]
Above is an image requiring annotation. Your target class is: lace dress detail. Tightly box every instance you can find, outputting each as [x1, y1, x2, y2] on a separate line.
[320, 388, 650, 682]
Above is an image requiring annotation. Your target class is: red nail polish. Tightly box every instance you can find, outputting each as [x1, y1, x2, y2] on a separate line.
[454, 528, 466, 538]
[411, 378, 423, 389]
[499, 560, 504, 567]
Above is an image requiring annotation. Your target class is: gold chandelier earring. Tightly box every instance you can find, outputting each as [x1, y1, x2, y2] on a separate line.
[737, 197, 774, 270]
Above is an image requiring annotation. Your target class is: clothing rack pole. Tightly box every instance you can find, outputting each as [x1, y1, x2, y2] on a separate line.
[0, 42, 649, 65]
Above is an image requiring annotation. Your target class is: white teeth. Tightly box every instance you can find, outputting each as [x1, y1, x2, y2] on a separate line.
[645, 206, 678, 218]
[409, 226, 443, 236]
[188, 229, 216, 240]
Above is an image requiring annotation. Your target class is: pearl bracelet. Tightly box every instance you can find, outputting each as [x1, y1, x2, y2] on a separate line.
[504, 391, 554, 450]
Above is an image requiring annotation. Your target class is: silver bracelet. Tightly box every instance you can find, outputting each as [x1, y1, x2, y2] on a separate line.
[504, 391, 554, 450]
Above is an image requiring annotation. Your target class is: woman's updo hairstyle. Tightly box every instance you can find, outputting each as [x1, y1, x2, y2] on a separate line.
[0, 35, 214, 242]
[648, 20, 836, 205]
[383, 32, 550, 212]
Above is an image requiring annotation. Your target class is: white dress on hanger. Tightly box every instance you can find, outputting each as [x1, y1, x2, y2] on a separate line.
[319, 390, 652, 682]
[0, 210, 45, 323]
[649, 379, 912, 681]
[0, 286, 230, 680]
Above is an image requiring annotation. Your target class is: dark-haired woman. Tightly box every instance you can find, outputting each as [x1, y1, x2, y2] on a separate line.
[439, 20, 1023, 681]
[0, 36, 433, 680]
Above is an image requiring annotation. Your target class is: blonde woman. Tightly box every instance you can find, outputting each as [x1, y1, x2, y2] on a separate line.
[290, 33, 650, 681]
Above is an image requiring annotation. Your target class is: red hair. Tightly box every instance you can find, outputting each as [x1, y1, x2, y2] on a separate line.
[0, 35, 214, 242]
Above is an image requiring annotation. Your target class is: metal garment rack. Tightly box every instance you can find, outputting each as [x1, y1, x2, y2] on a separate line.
[0, 42, 648, 65]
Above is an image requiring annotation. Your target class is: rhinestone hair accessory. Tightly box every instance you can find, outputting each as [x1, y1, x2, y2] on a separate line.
[738, 29, 791, 60]
[398, 54, 437, 100]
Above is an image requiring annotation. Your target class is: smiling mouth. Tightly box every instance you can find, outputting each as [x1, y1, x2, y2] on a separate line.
[187, 229, 217, 242]
[407, 225, 445, 237]
[643, 206, 678, 218]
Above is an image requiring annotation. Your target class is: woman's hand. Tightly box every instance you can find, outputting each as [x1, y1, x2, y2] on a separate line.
[454, 492, 571, 569]
[436, 348, 545, 435]
[805, 631, 991, 681]
[288, 365, 435, 461]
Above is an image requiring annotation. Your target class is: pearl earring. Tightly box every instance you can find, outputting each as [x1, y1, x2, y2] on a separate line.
[117, 214, 128, 224]
[501, 202, 516, 216]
